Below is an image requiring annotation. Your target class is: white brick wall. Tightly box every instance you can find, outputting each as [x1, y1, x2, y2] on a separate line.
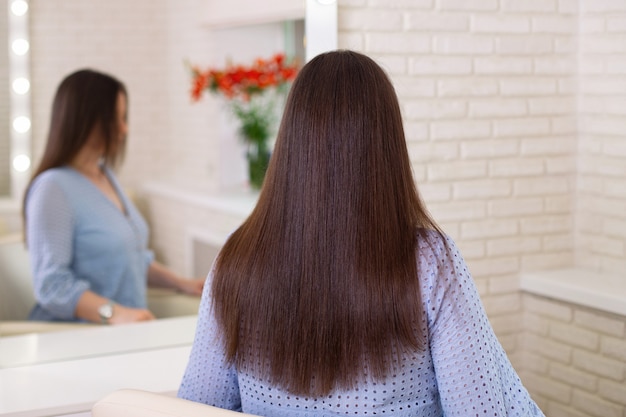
[521, 294, 626, 417]
[337, 0, 579, 318]
[578, 0, 626, 275]
[29, 0, 217, 194]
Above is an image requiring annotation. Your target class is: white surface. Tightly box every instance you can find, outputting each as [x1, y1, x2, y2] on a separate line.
[0, 317, 198, 417]
[305, 0, 338, 62]
[143, 182, 257, 218]
[0, 315, 197, 368]
[201, 0, 305, 29]
[520, 268, 626, 316]
[0, 346, 190, 417]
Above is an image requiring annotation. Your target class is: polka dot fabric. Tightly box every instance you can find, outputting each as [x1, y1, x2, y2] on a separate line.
[178, 232, 545, 417]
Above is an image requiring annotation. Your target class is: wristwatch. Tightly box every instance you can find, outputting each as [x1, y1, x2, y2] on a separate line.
[98, 300, 115, 324]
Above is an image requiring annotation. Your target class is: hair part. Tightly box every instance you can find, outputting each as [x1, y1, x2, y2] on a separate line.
[213, 50, 442, 396]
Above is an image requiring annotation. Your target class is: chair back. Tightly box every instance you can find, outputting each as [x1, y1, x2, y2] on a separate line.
[92, 389, 262, 417]
[0, 233, 35, 321]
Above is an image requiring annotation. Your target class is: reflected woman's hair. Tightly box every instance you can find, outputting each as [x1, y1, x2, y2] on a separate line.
[212, 50, 442, 396]
[35, 69, 127, 175]
[22, 69, 127, 228]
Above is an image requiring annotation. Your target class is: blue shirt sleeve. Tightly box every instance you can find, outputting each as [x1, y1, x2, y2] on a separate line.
[178, 269, 242, 411]
[423, 235, 543, 416]
[26, 174, 90, 320]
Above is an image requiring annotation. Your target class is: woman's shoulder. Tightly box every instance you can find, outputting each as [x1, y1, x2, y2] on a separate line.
[415, 228, 465, 284]
[30, 167, 77, 189]
[416, 228, 456, 256]
[27, 167, 82, 204]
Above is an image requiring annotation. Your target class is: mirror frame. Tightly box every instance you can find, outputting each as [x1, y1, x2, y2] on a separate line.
[305, 0, 337, 62]
[4, 0, 31, 207]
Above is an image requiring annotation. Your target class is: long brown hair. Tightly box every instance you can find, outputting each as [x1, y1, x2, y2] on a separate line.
[22, 69, 127, 229]
[213, 50, 441, 396]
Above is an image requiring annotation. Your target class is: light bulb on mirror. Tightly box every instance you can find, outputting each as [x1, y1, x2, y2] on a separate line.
[12, 116, 31, 133]
[12, 154, 31, 173]
[11, 39, 29, 55]
[12, 77, 30, 94]
[10, 0, 28, 16]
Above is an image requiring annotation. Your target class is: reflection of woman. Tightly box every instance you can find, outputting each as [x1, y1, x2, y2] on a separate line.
[23, 69, 203, 324]
[178, 51, 545, 416]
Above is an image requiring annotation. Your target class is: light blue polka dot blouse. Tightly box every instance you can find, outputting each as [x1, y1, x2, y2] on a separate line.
[178, 232, 545, 416]
[25, 166, 153, 321]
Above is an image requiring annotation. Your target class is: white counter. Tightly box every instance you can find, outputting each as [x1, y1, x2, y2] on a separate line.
[520, 267, 626, 316]
[0, 316, 198, 417]
[0, 346, 191, 417]
[0, 316, 197, 368]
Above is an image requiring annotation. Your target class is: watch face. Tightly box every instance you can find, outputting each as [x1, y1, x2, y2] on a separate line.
[99, 302, 113, 320]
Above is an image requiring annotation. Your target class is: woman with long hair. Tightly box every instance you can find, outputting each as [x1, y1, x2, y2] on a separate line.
[178, 50, 544, 416]
[23, 69, 203, 324]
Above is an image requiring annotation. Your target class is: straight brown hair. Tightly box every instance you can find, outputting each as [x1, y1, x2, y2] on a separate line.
[212, 50, 442, 397]
[22, 69, 127, 233]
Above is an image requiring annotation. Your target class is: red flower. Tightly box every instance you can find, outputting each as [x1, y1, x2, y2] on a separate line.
[190, 69, 209, 102]
[189, 53, 299, 102]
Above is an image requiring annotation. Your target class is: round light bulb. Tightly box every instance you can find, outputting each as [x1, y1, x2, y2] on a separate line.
[13, 116, 31, 133]
[12, 39, 29, 55]
[11, 0, 29, 16]
[13, 154, 31, 172]
[12, 77, 30, 94]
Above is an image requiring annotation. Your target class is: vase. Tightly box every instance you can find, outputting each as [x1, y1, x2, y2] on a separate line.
[234, 95, 277, 190]
[246, 142, 270, 190]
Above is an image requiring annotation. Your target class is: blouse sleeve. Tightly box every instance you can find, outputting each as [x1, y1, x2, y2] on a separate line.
[177, 269, 242, 410]
[26, 175, 90, 320]
[422, 234, 544, 416]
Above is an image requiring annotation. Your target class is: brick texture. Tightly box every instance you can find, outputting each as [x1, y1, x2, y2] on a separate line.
[577, 0, 626, 274]
[521, 294, 626, 416]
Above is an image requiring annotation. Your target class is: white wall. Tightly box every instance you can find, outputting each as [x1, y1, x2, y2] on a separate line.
[29, 0, 217, 194]
[338, 0, 579, 357]
[336, 2, 626, 414]
[336, 0, 626, 281]
[577, 0, 626, 274]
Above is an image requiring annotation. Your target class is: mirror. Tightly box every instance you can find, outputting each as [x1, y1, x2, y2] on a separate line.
[0, 0, 336, 328]
[0, 0, 336, 232]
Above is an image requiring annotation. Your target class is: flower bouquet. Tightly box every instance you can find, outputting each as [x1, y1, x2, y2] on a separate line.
[189, 53, 298, 189]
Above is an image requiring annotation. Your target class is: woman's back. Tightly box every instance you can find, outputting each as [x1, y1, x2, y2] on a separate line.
[179, 232, 543, 416]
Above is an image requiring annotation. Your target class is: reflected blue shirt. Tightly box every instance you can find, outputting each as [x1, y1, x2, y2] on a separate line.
[25, 166, 153, 321]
